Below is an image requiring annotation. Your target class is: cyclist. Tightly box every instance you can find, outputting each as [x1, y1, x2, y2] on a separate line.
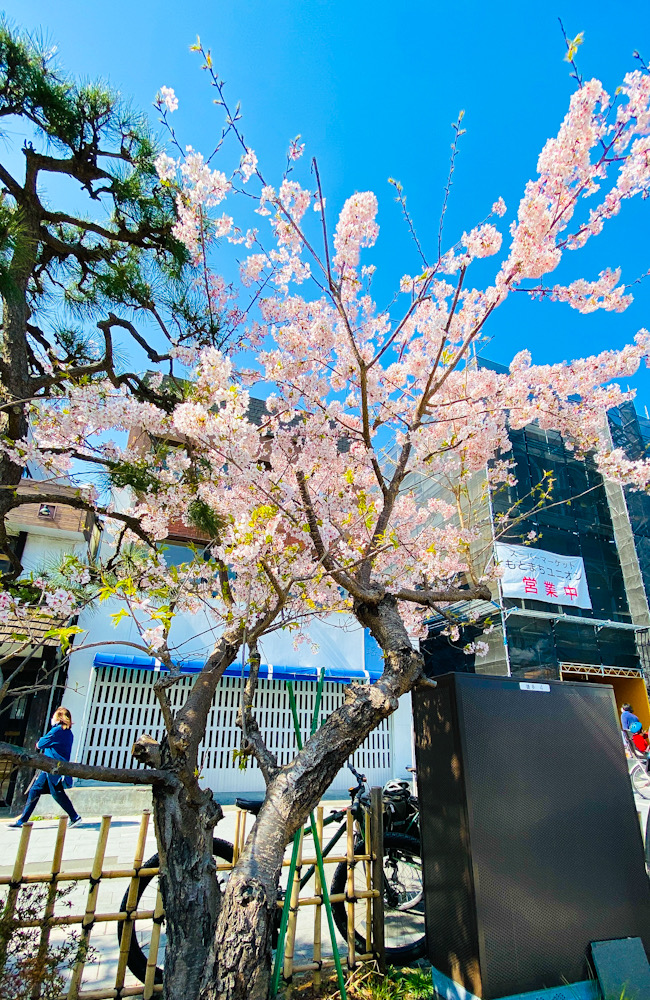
[629, 720, 650, 755]
[621, 703, 641, 731]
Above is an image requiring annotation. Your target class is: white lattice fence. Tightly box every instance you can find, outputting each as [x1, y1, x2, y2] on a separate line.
[81, 667, 392, 793]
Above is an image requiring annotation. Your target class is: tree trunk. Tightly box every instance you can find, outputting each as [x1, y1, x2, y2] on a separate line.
[199, 593, 425, 1000]
[151, 773, 223, 1000]
[201, 798, 288, 1000]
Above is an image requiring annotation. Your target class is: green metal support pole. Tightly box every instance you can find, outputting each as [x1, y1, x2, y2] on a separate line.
[271, 826, 303, 997]
[271, 672, 330, 998]
[287, 676, 347, 999]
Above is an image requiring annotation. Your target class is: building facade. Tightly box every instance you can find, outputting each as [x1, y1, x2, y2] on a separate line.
[0, 476, 99, 806]
[422, 405, 650, 728]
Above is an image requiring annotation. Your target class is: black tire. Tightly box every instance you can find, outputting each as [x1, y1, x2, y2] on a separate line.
[330, 832, 425, 965]
[117, 837, 234, 985]
[630, 762, 650, 799]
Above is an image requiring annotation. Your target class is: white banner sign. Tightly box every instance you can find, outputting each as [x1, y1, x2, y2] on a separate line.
[495, 541, 592, 610]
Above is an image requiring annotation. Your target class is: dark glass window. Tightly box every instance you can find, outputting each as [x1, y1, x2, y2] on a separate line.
[597, 627, 639, 668]
[0, 532, 26, 576]
[506, 617, 560, 680]
[553, 620, 600, 665]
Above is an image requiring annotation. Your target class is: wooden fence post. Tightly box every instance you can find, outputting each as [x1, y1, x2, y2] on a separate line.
[346, 809, 356, 970]
[33, 816, 67, 1000]
[283, 827, 304, 987]
[66, 815, 111, 999]
[143, 882, 164, 1000]
[312, 805, 323, 989]
[0, 821, 32, 976]
[114, 810, 150, 991]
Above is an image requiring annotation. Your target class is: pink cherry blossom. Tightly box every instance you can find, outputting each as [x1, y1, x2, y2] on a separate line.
[159, 86, 179, 113]
[240, 149, 258, 182]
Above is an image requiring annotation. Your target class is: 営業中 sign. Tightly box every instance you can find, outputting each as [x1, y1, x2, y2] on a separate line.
[494, 541, 592, 610]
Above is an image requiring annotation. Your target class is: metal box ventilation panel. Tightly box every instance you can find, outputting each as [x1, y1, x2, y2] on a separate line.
[412, 672, 650, 1000]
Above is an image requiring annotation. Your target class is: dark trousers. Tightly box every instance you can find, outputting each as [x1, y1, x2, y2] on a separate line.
[19, 771, 79, 823]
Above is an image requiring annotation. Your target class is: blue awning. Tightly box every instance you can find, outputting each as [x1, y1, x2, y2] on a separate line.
[92, 651, 382, 684]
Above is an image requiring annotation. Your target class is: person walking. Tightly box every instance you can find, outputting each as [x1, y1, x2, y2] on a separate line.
[9, 706, 82, 828]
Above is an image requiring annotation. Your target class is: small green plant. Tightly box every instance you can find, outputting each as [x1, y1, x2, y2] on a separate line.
[287, 964, 432, 1000]
[345, 967, 431, 1000]
[0, 883, 96, 999]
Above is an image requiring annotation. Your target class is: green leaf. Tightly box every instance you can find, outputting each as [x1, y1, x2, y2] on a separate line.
[43, 625, 85, 653]
[564, 31, 584, 63]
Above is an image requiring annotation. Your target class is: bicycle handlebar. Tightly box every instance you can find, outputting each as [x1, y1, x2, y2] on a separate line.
[347, 761, 367, 785]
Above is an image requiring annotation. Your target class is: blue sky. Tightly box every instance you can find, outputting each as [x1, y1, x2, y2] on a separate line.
[6, 1, 650, 405]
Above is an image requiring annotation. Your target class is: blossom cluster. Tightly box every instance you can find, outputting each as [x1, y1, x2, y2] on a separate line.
[8, 64, 650, 667]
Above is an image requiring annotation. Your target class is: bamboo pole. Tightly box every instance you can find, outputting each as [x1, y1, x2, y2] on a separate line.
[143, 884, 164, 1000]
[233, 809, 242, 864]
[312, 805, 323, 990]
[16, 909, 156, 929]
[66, 815, 111, 999]
[370, 786, 385, 972]
[32, 816, 68, 1000]
[0, 821, 32, 977]
[346, 809, 356, 969]
[0, 856, 353, 887]
[283, 827, 304, 988]
[274, 890, 376, 909]
[285, 677, 347, 999]
[291, 955, 373, 974]
[239, 808, 248, 858]
[270, 829, 302, 997]
[56, 986, 163, 1000]
[114, 811, 150, 991]
[364, 805, 372, 957]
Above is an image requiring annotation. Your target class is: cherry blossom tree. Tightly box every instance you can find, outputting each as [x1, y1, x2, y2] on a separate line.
[5, 30, 650, 1000]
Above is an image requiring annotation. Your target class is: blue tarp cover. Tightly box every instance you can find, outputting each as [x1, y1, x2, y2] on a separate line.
[92, 651, 382, 684]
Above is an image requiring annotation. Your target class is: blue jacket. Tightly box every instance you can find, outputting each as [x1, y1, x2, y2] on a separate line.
[621, 709, 641, 731]
[37, 724, 74, 791]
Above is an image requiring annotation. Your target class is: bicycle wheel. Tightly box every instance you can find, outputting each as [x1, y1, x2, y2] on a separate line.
[330, 832, 425, 965]
[117, 837, 234, 985]
[630, 762, 650, 799]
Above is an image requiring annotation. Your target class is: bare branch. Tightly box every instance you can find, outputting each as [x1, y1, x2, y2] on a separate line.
[237, 643, 279, 784]
[438, 110, 466, 262]
[394, 582, 492, 606]
[0, 743, 178, 787]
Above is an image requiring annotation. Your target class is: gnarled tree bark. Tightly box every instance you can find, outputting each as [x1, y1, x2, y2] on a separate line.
[200, 591, 425, 1000]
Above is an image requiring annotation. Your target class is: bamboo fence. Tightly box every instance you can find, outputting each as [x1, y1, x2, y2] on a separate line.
[0, 798, 385, 999]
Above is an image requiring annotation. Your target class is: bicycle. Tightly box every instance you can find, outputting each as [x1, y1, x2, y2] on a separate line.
[624, 732, 650, 799]
[118, 764, 425, 984]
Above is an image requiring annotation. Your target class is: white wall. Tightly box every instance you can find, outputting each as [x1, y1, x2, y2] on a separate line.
[68, 598, 416, 784]
[20, 533, 86, 577]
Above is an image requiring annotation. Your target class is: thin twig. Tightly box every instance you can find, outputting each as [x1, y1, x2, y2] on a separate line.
[389, 178, 428, 269]
[438, 110, 466, 262]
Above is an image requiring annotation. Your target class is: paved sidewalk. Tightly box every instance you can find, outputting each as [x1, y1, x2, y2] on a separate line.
[1, 791, 648, 994]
